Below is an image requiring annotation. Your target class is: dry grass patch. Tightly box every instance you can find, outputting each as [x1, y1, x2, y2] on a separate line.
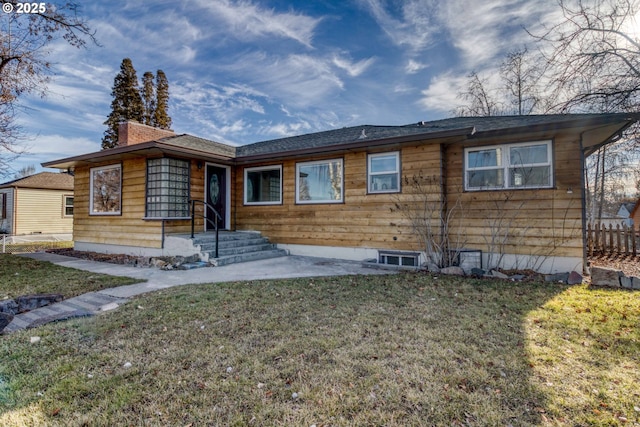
[0, 254, 141, 299]
[0, 273, 638, 426]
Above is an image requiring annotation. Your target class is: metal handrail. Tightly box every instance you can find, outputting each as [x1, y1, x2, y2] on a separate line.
[189, 199, 222, 258]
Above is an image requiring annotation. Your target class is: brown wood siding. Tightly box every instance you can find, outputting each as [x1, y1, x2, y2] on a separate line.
[74, 158, 163, 248]
[235, 130, 585, 261]
[446, 130, 584, 259]
[14, 188, 73, 235]
[234, 144, 442, 251]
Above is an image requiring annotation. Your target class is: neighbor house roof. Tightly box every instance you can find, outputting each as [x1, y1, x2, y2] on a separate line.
[42, 113, 640, 169]
[0, 172, 74, 191]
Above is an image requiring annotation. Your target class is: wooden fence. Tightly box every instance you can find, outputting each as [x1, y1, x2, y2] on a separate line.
[586, 223, 639, 257]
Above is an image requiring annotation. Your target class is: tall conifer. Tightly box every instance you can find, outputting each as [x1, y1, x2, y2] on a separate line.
[101, 58, 144, 149]
[154, 70, 171, 129]
[141, 71, 156, 127]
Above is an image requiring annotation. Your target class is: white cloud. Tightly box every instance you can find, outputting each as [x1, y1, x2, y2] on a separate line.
[405, 59, 428, 74]
[194, 0, 322, 48]
[332, 55, 376, 77]
[419, 72, 467, 113]
[224, 52, 344, 107]
[358, 0, 441, 52]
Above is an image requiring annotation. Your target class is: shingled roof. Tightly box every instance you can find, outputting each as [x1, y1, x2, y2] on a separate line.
[42, 113, 639, 169]
[236, 113, 637, 158]
[156, 134, 237, 158]
[0, 172, 74, 190]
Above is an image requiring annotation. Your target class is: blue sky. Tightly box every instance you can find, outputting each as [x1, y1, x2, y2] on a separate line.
[12, 0, 562, 174]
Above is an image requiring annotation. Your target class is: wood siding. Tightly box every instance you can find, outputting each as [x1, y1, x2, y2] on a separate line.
[234, 143, 443, 252]
[12, 188, 73, 235]
[235, 129, 585, 261]
[74, 158, 207, 248]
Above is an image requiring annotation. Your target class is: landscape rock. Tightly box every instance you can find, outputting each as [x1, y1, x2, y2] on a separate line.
[620, 275, 633, 289]
[490, 270, 509, 279]
[15, 294, 63, 313]
[632, 277, 640, 290]
[510, 274, 525, 281]
[545, 272, 570, 283]
[470, 267, 486, 277]
[0, 312, 14, 330]
[440, 266, 465, 276]
[591, 266, 622, 288]
[567, 271, 583, 285]
[0, 299, 19, 315]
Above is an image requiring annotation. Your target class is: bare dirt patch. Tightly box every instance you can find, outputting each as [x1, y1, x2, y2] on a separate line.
[589, 255, 640, 277]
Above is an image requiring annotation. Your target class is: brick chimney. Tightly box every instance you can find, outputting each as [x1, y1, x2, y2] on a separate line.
[117, 121, 175, 146]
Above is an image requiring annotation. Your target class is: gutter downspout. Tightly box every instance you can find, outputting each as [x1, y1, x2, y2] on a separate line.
[579, 125, 626, 274]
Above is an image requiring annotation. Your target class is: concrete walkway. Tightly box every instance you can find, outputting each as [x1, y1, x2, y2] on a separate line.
[3, 253, 391, 333]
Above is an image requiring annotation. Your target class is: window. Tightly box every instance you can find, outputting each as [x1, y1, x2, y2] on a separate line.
[63, 195, 74, 217]
[465, 141, 553, 190]
[368, 152, 400, 193]
[90, 164, 122, 215]
[244, 165, 282, 205]
[146, 158, 190, 218]
[378, 250, 419, 267]
[296, 159, 343, 204]
[0, 193, 6, 220]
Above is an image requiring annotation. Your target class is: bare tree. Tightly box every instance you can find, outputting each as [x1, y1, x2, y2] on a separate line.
[393, 173, 466, 270]
[533, 0, 640, 113]
[0, 1, 96, 174]
[453, 71, 503, 117]
[500, 48, 542, 115]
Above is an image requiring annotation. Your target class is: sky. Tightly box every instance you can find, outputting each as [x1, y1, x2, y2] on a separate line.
[8, 0, 564, 175]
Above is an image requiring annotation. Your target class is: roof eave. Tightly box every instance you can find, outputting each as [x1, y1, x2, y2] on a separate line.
[42, 141, 235, 169]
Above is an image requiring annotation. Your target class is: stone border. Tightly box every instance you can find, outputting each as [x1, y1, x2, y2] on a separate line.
[590, 266, 640, 290]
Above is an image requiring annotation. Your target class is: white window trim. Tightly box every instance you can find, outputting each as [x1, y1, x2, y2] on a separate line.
[295, 158, 344, 204]
[89, 164, 122, 215]
[464, 140, 553, 191]
[368, 151, 401, 194]
[244, 165, 283, 205]
[63, 195, 74, 218]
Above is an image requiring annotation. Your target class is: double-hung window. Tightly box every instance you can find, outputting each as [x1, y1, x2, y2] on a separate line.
[90, 164, 122, 215]
[63, 195, 74, 217]
[368, 152, 400, 193]
[146, 158, 190, 218]
[296, 159, 343, 204]
[244, 165, 282, 205]
[465, 141, 553, 190]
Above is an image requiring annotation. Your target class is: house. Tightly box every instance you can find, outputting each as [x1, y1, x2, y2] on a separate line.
[617, 201, 637, 227]
[629, 200, 640, 229]
[0, 172, 74, 236]
[43, 114, 640, 273]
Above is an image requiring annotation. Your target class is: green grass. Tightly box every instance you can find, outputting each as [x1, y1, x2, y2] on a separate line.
[0, 254, 141, 299]
[0, 268, 638, 426]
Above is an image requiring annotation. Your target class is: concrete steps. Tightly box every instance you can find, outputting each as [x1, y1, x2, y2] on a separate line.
[192, 231, 287, 266]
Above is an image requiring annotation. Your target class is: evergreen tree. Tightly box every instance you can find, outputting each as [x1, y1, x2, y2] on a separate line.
[141, 71, 156, 126]
[102, 58, 144, 149]
[153, 70, 172, 129]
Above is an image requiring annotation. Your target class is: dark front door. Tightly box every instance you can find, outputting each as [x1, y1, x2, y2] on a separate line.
[206, 165, 226, 230]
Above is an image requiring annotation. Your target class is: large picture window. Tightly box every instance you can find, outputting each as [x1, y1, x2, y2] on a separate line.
[244, 165, 282, 205]
[465, 141, 553, 191]
[146, 158, 190, 218]
[368, 151, 400, 193]
[296, 159, 343, 204]
[90, 164, 122, 215]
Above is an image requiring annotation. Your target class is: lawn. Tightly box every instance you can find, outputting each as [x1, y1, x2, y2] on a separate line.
[0, 262, 638, 426]
[0, 254, 141, 299]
